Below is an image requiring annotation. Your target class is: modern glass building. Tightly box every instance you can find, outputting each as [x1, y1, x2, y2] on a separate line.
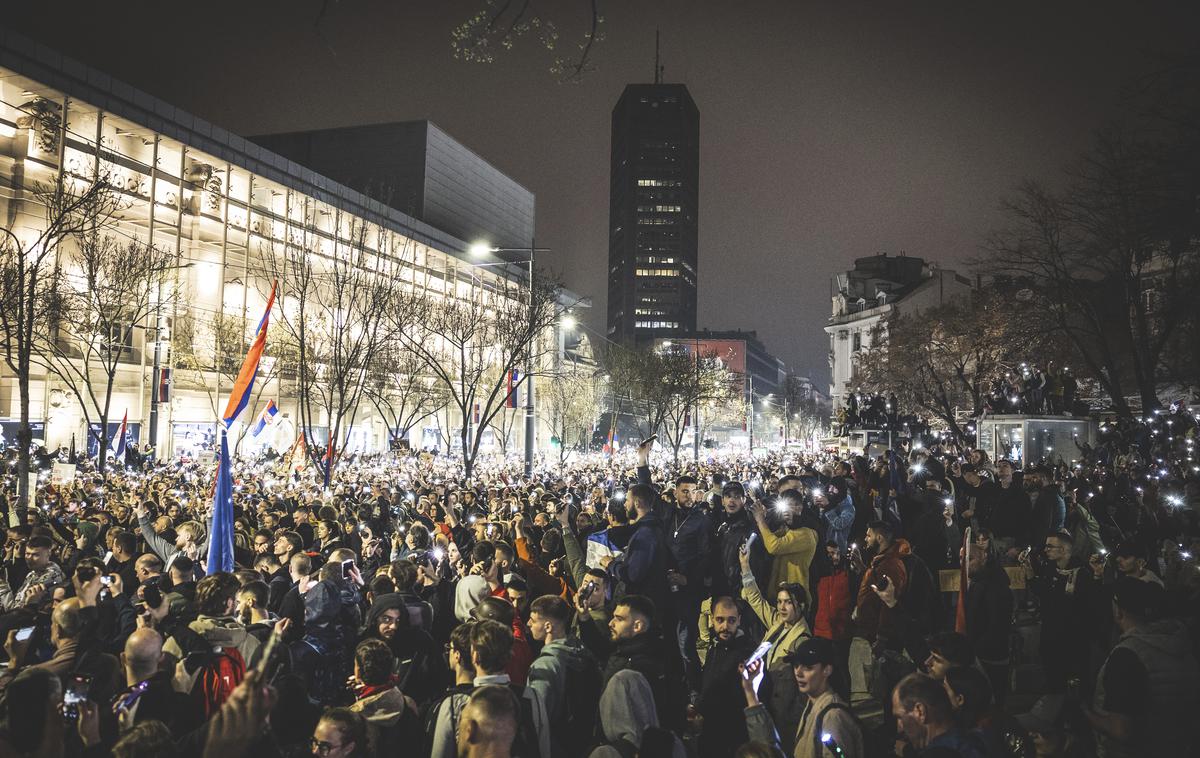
[0, 29, 577, 459]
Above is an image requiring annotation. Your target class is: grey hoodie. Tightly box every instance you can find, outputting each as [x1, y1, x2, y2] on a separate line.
[588, 670, 686, 758]
[528, 636, 597, 757]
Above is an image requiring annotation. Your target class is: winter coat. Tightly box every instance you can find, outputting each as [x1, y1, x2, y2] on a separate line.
[813, 567, 855, 641]
[589, 670, 687, 758]
[742, 572, 812, 754]
[527, 636, 599, 754]
[698, 630, 759, 757]
[714, 508, 771, 599]
[758, 521, 818, 595]
[852, 539, 911, 644]
[362, 593, 450, 704]
[964, 562, 1013, 664]
[601, 629, 687, 735]
[608, 513, 673, 620]
[350, 686, 421, 757]
[821, 498, 855, 555]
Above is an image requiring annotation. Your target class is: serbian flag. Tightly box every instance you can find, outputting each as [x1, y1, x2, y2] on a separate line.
[473, 403, 481, 425]
[221, 282, 277, 428]
[506, 369, 520, 408]
[955, 527, 971, 634]
[206, 430, 235, 574]
[109, 411, 128, 459]
[250, 400, 278, 437]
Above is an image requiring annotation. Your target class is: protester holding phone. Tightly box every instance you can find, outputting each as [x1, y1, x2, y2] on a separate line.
[738, 543, 813, 753]
[847, 520, 911, 707]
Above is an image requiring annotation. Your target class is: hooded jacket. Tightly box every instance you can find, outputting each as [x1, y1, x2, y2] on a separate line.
[528, 636, 600, 756]
[351, 686, 421, 757]
[163, 615, 261, 693]
[601, 629, 687, 736]
[588, 670, 686, 758]
[362, 593, 449, 704]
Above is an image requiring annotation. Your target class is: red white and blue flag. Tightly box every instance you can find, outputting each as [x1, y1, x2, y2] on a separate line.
[506, 369, 521, 408]
[473, 403, 481, 425]
[250, 399, 278, 437]
[109, 410, 128, 459]
[221, 282, 277, 428]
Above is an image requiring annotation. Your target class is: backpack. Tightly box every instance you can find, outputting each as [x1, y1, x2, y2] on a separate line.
[174, 626, 247, 718]
[558, 648, 603, 753]
[506, 683, 543, 758]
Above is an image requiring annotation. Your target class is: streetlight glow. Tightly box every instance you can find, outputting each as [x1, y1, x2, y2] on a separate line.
[468, 242, 493, 258]
[561, 315, 576, 330]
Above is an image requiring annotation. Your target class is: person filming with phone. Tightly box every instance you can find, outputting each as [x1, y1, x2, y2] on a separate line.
[847, 520, 910, 708]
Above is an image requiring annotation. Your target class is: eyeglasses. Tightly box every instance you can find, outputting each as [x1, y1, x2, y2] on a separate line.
[311, 738, 344, 755]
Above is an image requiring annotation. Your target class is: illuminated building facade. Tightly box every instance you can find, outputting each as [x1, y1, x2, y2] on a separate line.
[0, 30, 575, 459]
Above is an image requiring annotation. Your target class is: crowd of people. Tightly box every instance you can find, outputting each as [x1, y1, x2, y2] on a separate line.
[0, 400, 1197, 758]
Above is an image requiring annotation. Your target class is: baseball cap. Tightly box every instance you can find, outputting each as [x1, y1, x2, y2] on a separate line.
[722, 482, 746, 497]
[782, 637, 836, 667]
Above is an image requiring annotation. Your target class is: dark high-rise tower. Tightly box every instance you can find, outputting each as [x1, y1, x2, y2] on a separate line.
[607, 73, 699, 346]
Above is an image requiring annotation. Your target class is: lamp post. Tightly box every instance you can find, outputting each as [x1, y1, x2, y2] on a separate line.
[148, 262, 192, 461]
[469, 241, 550, 478]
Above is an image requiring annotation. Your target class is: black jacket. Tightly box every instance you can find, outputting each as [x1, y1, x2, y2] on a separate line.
[609, 513, 674, 624]
[697, 631, 758, 757]
[712, 508, 770, 599]
[965, 562, 1013, 663]
[601, 629, 687, 735]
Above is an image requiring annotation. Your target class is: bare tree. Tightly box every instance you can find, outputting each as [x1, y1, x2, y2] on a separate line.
[401, 273, 567, 479]
[853, 288, 1061, 441]
[982, 127, 1200, 416]
[261, 214, 400, 484]
[363, 345, 448, 452]
[34, 231, 176, 471]
[451, 0, 605, 81]
[544, 367, 600, 466]
[0, 176, 118, 506]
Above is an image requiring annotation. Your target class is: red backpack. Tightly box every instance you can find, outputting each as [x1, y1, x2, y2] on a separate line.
[176, 625, 248, 718]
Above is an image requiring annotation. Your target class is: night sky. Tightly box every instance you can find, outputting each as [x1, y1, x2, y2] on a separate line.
[8, 0, 1199, 385]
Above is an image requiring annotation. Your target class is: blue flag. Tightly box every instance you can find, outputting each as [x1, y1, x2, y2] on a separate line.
[206, 430, 235, 575]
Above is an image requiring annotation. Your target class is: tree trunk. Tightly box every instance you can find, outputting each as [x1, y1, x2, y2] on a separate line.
[16, 363, 31, 514]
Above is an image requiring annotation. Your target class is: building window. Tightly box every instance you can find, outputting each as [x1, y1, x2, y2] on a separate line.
[852, 332, 862, 352]
[635, 268, 679, 277]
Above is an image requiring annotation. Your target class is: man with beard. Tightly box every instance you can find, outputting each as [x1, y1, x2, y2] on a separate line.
[848, 521, 910, 706]
[955, 463, 998, 532]
[632, 436, 711, 696]
[360, 592, 449, 704]
[695, 596, 758, 758]
[599, 481, 673, 631]
[593, 594, 687, 736]
[712, 482, 770, 600]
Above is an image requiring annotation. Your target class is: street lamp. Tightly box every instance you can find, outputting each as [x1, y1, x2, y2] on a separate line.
[467, 240, 550, 478]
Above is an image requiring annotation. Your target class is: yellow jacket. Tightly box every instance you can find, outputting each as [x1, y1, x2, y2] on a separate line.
[757, 521, 818, 596]
[741, 572, 812, 669]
